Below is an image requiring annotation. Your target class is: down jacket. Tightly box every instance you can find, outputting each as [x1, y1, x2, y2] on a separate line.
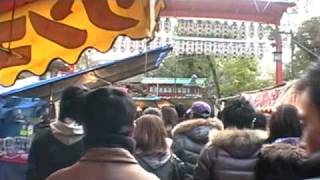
[171, 118, 223, 179]
[194, 129, 267, 180]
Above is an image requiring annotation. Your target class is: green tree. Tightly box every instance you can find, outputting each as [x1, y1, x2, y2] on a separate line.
[285, 16, 320, 80]
[295, 17, 320, 59]
[153, 55, 273, 97]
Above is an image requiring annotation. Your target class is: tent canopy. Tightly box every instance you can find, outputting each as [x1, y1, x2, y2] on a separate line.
[0, 0, 165, 86]
[0, 45, 172, 101]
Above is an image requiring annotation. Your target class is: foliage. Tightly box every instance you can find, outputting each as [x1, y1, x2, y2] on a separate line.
[285, 16, 320, 80]
[152, 55, 274, 97]
[285, 50, 314, 80]
[295, 17, 320, 59]
[218, 58, 273, 96]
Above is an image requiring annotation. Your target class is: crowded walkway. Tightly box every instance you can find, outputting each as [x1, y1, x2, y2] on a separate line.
[25, 60, 320, 180]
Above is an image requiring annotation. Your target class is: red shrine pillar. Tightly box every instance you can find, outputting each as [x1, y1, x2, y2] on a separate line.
[274, 26, 283, 85]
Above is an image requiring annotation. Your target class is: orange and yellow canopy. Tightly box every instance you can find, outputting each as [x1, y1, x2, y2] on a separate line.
[0, 0, 165, 87]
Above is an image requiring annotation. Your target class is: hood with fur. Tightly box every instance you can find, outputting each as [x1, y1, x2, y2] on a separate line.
[260, 143, 307, 162]
[172, 118, 224, 143]
[172, 118, 223, 136]
[209, 129, 268, 158]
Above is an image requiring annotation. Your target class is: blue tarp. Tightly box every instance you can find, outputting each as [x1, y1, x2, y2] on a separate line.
[0, 96, 48, 138]
[0, 45, 172, 100]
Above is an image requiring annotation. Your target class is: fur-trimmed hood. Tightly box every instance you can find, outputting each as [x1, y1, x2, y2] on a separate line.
[171, 118, 223, 144]
[209, 129, 268, 158]
[172, 118, 224, 136]
[260, 143, 307, 162]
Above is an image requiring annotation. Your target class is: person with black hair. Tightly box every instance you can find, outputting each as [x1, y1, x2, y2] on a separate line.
[220, 98, 256, 128]
[171, 101, 224, 180]
[175, 103, 186, 123]
[194, 98, 267, 180]
[296, 60, 320, 179]
[47, 87, 158, 180]
[27, 86, 87, 180]
[251, 112, 267, 130]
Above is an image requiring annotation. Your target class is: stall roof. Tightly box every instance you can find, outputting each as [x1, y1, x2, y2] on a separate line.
[0, 0, 164, 86]
[0, 46, 172, 100]
[141, 77, 207, 86]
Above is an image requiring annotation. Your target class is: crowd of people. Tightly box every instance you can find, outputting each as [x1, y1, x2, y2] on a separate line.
[26, 60, 320, 180]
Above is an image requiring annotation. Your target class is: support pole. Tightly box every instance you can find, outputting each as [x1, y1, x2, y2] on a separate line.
[275, 26, 283, 85]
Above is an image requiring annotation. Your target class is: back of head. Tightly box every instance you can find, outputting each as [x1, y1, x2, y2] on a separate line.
[59, 86, 87, 124]
[161, 106, 179, 126]
[84, 87, 136, 141]
[175, 103, 186, 119]
[252, 112, 267, 130]
[268, 104, 302, 142]
[142, 107, 162, 118]
[134, 114, 167, 153]
[221, 98, 255, 129]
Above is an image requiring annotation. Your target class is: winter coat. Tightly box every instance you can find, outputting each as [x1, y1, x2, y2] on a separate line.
[27, 120, 84, 180]
[299, 152, 320, 179]
[47, 147, 159, 180]
[255, 143, 307, 180]
[194, 129, 267, 180]
[171, 118, 224, 179]
[135, 138, 185, 180]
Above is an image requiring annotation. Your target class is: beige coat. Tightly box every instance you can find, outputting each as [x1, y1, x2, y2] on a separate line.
[47, 147, 159, 180]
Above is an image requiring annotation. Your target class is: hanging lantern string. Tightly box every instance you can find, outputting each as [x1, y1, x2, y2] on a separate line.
[253, 0, 271, 13]
[253, 0, 260, 13]
[262, 0, 271, 13]
[8, 0, 17, 51]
